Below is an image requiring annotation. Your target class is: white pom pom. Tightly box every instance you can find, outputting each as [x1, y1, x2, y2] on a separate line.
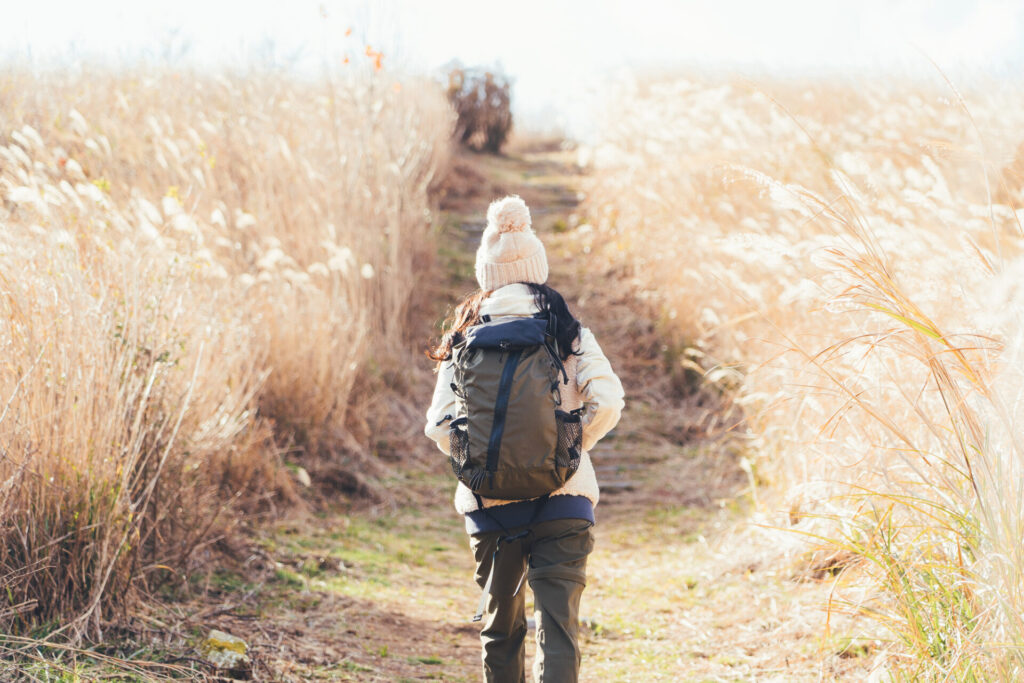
[487, 195, 531, 233]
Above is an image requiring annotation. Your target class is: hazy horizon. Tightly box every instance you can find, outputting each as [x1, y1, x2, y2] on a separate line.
[5, 0, 1023, 138]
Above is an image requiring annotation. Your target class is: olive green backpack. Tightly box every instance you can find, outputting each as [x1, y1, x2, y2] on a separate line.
[446, 313, 583, 500]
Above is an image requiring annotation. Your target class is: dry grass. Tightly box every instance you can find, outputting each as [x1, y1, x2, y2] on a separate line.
[581, 72, 1024, 677]
[0, 68, 452, 641]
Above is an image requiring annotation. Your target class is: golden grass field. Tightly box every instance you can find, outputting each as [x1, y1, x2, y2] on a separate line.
[3, 63, 1024, 680]
[581, 73, 1024, 679]
[0, 69, 451, 642]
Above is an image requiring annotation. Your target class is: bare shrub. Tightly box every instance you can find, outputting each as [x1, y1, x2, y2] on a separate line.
[445, 64, 512, 153]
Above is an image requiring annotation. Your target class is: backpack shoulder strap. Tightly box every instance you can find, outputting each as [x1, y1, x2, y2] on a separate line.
[534, 311, 568, 384]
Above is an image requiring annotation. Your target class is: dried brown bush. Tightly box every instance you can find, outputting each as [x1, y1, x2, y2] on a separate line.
[445, 64, 512, 153]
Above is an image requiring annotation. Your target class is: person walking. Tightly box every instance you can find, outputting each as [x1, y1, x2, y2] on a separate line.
[425, 194, 624, 682]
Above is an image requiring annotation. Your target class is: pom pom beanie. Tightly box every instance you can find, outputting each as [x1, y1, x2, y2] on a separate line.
[475, 195, 549, 291]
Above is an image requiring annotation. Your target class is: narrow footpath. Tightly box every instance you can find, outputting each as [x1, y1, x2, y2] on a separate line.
[178, 140, 874, 682]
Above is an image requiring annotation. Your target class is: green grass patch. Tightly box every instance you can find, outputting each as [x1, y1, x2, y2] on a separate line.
[273, 566, 305, 589]
[341, 659, 374, 673]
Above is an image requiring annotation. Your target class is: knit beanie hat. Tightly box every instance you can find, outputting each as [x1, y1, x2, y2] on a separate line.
[475, 195, 549, 291]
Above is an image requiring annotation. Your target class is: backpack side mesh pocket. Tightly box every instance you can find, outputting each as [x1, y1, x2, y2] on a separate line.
[554, 409, 583, 472]
[449, 417, 470, 478]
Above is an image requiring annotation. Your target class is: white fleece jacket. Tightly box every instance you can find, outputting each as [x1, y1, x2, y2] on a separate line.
[424, 284, 625, 514]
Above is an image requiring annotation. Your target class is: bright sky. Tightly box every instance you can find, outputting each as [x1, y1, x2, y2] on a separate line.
[4, 1, 1023, 136]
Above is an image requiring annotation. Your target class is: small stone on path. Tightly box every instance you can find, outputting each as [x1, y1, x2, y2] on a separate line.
[201, 628, 251, 679]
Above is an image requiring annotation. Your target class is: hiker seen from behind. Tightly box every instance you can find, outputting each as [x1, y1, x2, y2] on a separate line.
[425, 195, 625, 683]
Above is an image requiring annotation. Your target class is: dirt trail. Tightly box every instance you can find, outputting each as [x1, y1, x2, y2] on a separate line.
[162, 142, 875, 682]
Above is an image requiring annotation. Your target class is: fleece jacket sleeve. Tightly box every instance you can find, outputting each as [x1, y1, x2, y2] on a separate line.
[575, 327, 625, 452]
[424, 360, 457, 455]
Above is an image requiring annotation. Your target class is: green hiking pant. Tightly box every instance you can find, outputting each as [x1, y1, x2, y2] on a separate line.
[469, 518, 595, 683]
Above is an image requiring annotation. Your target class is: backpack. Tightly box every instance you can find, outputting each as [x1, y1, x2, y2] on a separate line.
[447, 312, 583, 500]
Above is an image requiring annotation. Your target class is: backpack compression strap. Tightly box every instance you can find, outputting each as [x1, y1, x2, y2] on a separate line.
[538, 311, 569, 384]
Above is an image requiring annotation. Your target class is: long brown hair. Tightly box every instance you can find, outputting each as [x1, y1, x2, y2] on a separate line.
[427, 283, 583, 364]
[427, 289, 491, 363]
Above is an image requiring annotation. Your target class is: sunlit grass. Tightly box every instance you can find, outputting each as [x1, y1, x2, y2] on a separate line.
[0, 68, 451, 641]
[582, 72, 1024, 678]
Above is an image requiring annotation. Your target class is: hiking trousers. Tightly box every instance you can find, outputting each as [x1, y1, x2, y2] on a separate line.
[469, 517, 595, 683]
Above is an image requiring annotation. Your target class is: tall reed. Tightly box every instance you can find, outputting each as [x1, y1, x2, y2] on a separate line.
[0, 68, 452, 639]
[582, 73, 1024, 677]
